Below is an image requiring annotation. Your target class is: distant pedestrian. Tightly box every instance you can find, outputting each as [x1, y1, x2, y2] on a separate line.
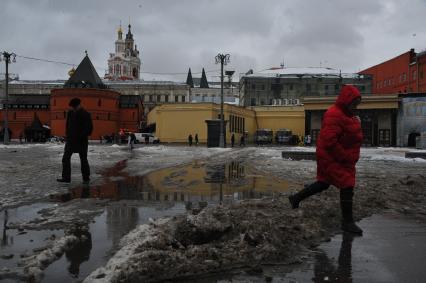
[288, 85, 363, 235]
[99, 135, 102, 144]
[188, 134, 193, 146]
[144, 134, 149, 145]
[128, 132, 136, 151]
[306, 134, 312, 146]
[19, 133, 23, 144]
[194, 134, 199, 146]
[231, 133, 235, 147]
[57, 98, 93, 184]
[240, 135, 245, 147]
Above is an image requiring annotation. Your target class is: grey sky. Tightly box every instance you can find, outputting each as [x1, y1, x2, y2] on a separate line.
[0, 0, 425, 81]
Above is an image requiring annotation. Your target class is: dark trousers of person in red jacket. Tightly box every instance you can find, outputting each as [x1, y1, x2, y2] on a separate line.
[288, 181, 361, 234]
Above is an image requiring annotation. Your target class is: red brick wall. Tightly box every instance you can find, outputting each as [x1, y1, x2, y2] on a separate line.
[359, 49, 424, 94]
[51, 88, 121, 139]
[0, 110, 50, 139]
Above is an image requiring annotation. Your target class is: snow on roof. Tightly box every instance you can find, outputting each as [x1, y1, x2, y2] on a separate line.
[245, 67, 362, 79]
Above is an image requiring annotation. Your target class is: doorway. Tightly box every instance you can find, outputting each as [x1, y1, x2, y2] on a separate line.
[407, 132, 420, 147]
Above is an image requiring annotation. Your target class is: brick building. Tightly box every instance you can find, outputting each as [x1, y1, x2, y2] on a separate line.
[0, 55, 143, 141]
[359, 49, 426, 94]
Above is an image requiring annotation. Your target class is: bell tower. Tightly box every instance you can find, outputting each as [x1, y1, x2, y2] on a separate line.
[107, 21, 141, 80]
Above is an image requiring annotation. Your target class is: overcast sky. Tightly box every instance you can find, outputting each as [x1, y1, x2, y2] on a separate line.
[0, 0, 425, 82]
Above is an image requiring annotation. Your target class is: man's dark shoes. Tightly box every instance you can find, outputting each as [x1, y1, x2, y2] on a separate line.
[57, 178, 71, 183]
[288, 195, 300, 209]
[341, 221, 363, 235]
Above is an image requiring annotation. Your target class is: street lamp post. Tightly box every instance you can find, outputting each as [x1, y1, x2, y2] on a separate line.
[215, 53, 230, 148]
[1, 51, 16, 145]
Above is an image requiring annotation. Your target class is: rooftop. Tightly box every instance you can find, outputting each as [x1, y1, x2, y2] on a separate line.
[244, 67, 365, 79]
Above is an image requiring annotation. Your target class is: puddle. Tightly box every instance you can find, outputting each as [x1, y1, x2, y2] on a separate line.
[0, 204, 63, 277]
[205, 213, 426, 283]
[52, 160, 291, 205]
[3, 160, 292, 282]
[43, 203, 186, 282]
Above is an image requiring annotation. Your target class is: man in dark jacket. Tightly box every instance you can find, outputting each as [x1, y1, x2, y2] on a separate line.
[288, 85, 363, 235]
[57, 98, 93, 184]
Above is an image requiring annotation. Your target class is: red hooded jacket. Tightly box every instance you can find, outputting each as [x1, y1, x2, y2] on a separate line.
[316, 85, 363, 189]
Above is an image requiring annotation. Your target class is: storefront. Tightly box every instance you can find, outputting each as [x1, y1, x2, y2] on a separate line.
[304, 95, 399, 147]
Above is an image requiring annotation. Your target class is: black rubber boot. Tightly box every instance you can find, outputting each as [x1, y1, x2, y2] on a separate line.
[340, 188, 363, 235]
[288, 181, 330, 209]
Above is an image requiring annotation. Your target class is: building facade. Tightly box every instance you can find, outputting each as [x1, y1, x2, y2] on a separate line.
[359, 49, 426, 95]
[0, 55, 143, 140]
[147, 103, 305, 144]
[397, 94, 426, 147]
[241, 67, 372, 107]
[303, 95, 399, 146]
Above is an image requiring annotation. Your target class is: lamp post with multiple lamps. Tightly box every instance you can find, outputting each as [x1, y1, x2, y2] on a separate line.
[0, 51, 16, 145]
[215, 53, 230, 148]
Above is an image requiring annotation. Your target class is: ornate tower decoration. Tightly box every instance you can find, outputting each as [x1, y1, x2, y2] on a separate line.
[106, 21, 141, 80]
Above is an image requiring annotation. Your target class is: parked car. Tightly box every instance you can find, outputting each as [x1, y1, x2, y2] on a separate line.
[275, 129, 293, 144]
[134, 133, 160, 144]
[255, 129, 273, 145]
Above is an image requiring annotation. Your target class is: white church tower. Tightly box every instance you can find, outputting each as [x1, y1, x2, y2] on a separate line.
[107, 23, 141, 80]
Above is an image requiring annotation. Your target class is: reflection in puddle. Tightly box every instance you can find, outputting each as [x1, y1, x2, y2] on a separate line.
[0, 204, 63, 274]
[43, 203, 186, 282]
[52, 160, 291, 205]
[4, 161, 291, 282]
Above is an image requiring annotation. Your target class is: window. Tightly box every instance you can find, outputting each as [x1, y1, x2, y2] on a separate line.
[53, 99, 56, 106]
[289, 84, 293, 91]
[165, 95, 169, 102]
[157, 95, 161, 102]
[306, 84, 311, 92]
[325, 85, 329, 91]
[260, 99, 265, 105]
[98, 99, 102, 107]
[420, 70, 424, 79]
[108, 113, 111, 120]
[269, 98, 273, 105]
[261, 84, 265, 90]
[149, 95, 153, 102]
[402, 72, 406, 81]
[175, 96, 179, 102]
[252, 84, 256, 90]
[251, 98, 256, 106]
[182, 96, 186, 102]
[413, 70, 417, 80]
[335, 84, 339, 90]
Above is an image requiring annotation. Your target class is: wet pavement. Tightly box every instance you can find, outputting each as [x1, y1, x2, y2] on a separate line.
[51, 160, 292, 205]
[1, 159, 292, 282]
[208, 212, 426, 283]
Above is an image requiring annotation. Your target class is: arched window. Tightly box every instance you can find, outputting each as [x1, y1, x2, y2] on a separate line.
[98, 99, 102, 107]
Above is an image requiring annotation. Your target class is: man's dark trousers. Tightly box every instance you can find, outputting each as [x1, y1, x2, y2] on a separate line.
[62, 143, 90, 181]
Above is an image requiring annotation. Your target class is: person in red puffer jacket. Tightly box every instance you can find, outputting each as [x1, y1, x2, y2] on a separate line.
[289, 85, 364, 235]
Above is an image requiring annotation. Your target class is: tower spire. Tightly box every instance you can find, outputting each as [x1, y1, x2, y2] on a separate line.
[118, 20, 123, 40]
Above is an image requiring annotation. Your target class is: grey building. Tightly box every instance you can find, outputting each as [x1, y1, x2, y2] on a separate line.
[397, 93, 426, 147]
[240, 67, 372, 107]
